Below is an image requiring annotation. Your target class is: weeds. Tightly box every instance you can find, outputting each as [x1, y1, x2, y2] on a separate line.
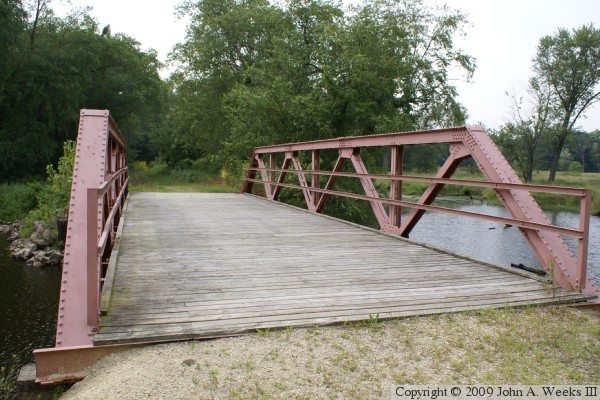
[256, 327, 271, 336]
[0, 355, 19, 400]
[368, 313, 380, 328]
[181, 358, 196, 367]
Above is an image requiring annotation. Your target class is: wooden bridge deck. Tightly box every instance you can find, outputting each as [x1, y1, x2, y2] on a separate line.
[95, 192, 590, 345]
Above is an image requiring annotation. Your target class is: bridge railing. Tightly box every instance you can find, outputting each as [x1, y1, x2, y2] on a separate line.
[56, 109, 128, 347]
[242, 126, 596, 300]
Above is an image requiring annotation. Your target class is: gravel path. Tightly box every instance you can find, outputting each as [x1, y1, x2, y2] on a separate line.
[60, 307, 599, 399]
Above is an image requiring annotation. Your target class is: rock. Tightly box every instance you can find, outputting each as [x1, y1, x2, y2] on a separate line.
[9, 238, 23, 250]
[30, 232, 49, 248]
[0, 224, 9, 235]
[11, 240, 37, 260]
[3, 220, 62, 266]
[13, 248, 31, 260]
[42, 228, 53, 244]
[34, 220, 45, 234]
[7, 231, 19, 242]
[47, 250, 63, 265]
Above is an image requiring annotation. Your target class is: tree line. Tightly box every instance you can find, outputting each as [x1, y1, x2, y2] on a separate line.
[0, 0, 598, 184]
[0, 0, 167, 182]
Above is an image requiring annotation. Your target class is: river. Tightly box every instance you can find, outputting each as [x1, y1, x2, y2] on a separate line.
[0, 200, 598, 378]
[0, 238, 61, 377]
[404, 199, 600, 288]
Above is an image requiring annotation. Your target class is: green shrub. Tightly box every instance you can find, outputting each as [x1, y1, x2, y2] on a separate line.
[0, 183, 38, 222]
[21, 140, 75, 237]
[567, 161, 583, 173]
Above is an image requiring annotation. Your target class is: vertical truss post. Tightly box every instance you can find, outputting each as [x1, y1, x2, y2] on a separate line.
[312, 150, 320, 212]
[389, 145, 404, 229]
[242, 150, 258, 194]
[86, 188, 100, 331]
[269, 153, 275, 192]
[577, 189, 591, 289]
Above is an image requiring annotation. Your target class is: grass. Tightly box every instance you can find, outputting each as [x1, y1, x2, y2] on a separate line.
[531, 170, 600, 215]
[375, 168, 600, 215]
[128, 163, 238, 193]
[60, 306, 600, 399]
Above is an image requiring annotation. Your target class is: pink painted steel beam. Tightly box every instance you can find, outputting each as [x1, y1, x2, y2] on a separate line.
[291, 152, 314, 210]
[349, 150, 391, 232]
[316, 154, 347, 212]
[311, 150, 320, 211]
[245, 177, 583, 237]
[253, 128, 463, 153]
[399, 144, 471, 238]
[461, 127, 596, 294]
[255, 155, 273, 200]
[247, 167, 588, 196]
[389, 146, 403, 229]
[57, 110, 110, 346]
[55, 110, 128, 347]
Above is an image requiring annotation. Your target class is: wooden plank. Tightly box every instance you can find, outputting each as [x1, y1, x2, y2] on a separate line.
[94, 193, 590, 345]
[101, 289, 581, 326]
[99, 195, 131, 315]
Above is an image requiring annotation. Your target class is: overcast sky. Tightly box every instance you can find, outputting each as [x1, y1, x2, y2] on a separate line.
[53, 0, 600, 131]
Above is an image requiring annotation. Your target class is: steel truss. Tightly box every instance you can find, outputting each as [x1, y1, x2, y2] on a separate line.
[243, 126, 598, 300]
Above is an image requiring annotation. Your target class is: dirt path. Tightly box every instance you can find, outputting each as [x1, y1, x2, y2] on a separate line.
[60, 307, 600, 399]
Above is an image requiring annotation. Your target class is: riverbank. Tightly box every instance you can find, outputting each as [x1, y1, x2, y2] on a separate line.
[0, 222, 63, 267]
[60, 306, 599, 399]
[396, 170, 600, 215]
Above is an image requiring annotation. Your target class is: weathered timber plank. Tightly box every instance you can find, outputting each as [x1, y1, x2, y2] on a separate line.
[101, 289, 578, 326]
[94, 193, 590, 345]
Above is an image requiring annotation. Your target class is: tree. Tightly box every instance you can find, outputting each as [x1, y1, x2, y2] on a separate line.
[169, 0, 475, 176]
[503, 77, 557, 181]
[533, 24, 600, 182]
[0, 3, 167, 181]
